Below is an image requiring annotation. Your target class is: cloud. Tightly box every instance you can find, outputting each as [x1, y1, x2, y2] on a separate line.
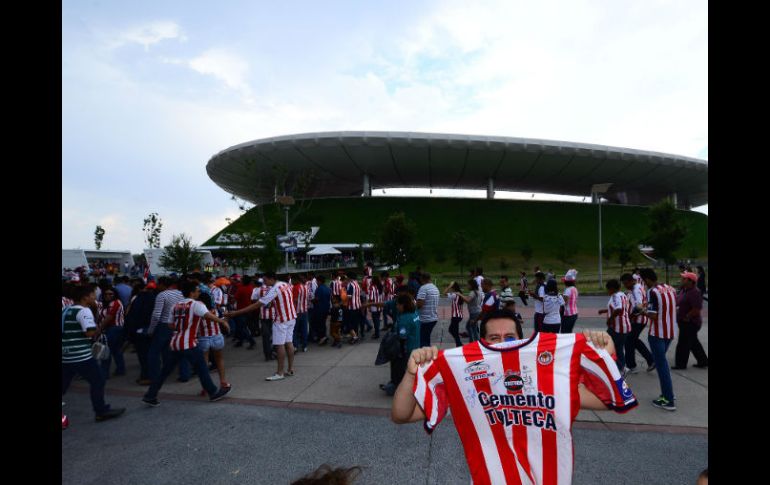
[188, 48, 253, 100]
[119, 20, 186, 51]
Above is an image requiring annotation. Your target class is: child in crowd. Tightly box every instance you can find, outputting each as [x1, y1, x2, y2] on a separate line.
[329, 295, 344, 348]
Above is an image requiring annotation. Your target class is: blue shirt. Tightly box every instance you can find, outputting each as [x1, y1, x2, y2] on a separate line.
[114, 283, 132, 309]
[314, 284, 331, 314]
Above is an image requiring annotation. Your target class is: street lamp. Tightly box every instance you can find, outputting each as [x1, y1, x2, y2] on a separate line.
[591, 183, 613, 289]
[276, 195, 295, 273]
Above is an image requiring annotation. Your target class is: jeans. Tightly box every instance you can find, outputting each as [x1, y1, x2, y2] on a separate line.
[234, 315, 256, 345]
[542, 323, 561, 334]
[518, 291, 529, 306]
[371, 312, 382, 337]
[607, 329, 628, 372]
[62, 358, 110, 416]
[101, 325, 126, 378]
[534, 313, 545, 333]
[148, 323, 190, 382]
[675, 322, 709, 367]
[144, 347, 218, 400]
[466, 313, 480, 342]
[359, 309, 370, 335]
[448, 316, 463, 346]
[561, 315, 578, 333]
[648, 335, 675, 402]
[310, 308, 329, 341]
[625, 323, 654, 369]
[419, 321, 437, 348]
[133, 332, 152, 380]
[260, 319, 274, 359]
[293, 312, 309, 349]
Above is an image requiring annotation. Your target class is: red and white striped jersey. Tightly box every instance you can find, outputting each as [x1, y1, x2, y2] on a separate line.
[413, 333, 637, 485]
[365, 266, 373, 278]
[331, 278, 342, 296]
[259, 281, 297, 323]
[170, 299, 209, 350]
[305, 280, 315, 308]
[628, 283, 648, 325]
[448, 293, 464, 318]
[647, 284, 677, 339]
[253, 286, 276, 320]
[346, 280, 362, 310]
[562, 287, 578, 317]
[62, 297, 74, 309]
[607, 292, 631, 334]
[362, 276, 371, 294]
[100, 300, 125, 327]
[294, 283, 308, 314]
[384, 277, 395, 300]
[367, 284, 383, 313]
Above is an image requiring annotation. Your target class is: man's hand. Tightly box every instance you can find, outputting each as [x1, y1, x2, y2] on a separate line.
[597, 309, 608, 315]
[582, 329, 615, 354]
[406, 346, 440, 376]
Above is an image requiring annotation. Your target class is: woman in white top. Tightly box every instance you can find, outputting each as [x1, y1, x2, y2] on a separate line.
[541, 279, 565, 333]
[457, 279, 483, 342]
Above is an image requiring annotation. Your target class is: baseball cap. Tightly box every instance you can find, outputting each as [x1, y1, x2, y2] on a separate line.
[680, 271, 698, 283]
[146, 281, 157, 289]
[562, 269, 578, 282]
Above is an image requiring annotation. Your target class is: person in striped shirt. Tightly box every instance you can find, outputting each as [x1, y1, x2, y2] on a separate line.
[197, 291, 231, 392]
[561, 270, 579, 333]
[227, 272, 298, 381]
[444, 281, 466, 347]
[392, 310, 637, 485]
[381, 271, 395, 328]
[367, 276, 385, 339]
[344, 272, 363, 343]
[251, 278, 276, 362]
[98, 287, 126, 379]
[598, 279, 630, 373]
[62, 285, 126, 422]
[142, 280, 232, 406]
[620, 273, 655, 374]
[292, 274, 309, 352]
[639, 268, 678, 411]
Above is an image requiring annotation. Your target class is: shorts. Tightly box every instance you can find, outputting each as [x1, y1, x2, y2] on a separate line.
[197, 334, 225, 352]
[272, 320, 296, 345]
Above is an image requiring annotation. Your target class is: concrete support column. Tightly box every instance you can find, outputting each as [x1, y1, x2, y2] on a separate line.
[669, 192, 678, 207]
[591, 193, 599, 204]
[487, 177, 495, 199]
[363, 174, 371, 197]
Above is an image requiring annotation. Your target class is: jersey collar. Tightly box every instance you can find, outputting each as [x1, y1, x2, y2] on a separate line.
[478, 333, 538, 352]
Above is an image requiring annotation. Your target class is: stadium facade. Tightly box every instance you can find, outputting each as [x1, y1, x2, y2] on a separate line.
[206, 131, 708, 209]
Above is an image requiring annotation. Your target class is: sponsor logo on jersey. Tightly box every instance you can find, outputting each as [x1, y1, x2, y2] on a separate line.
[537, 351, 554, 366]
[464, 361, 496, 381]
[503, 372, 524, 392]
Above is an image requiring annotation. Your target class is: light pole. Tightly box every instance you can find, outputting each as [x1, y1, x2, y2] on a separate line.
[591, 183, 613, 290]
[276, 195, 295, 273]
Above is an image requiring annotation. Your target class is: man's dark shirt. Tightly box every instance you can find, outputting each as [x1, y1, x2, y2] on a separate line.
[314, 284, 331, 315]
[677, 287, 703, 326]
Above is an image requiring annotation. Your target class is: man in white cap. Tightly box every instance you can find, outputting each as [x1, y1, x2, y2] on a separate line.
[562, 269, 579, 333]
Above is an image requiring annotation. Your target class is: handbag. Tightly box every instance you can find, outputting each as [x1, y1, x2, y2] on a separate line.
[374, 330, 402, 366]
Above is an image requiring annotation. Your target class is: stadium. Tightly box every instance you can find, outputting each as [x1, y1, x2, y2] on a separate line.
[202, 131, 708, 274]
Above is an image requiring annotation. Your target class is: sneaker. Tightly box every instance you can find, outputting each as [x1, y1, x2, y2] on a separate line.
[265, 373, 285, 381]
[646, 362, 656, 372]
[209, 386, 232, 402]
[286, 370, 295, 376]
[318, 337, 329, 346]
[302, 347, 308, 353]
[651, 397, 676, 411]
[142, 397, 160, 407]
[626, 366, 639, 374]
[95, 407, 126, 421]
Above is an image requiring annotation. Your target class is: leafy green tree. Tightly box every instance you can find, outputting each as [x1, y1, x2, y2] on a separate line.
[644, 199, 688, 283]
[451, 230, 481, 276]
[159, 233, 204, 274]
[256, 229, 283, 273]
[94, 225, 105, 250]
[375, 212, 419, 268]
[555, 238, 577, 265]
[143, 212, 163, 248]
[613, 233, 638, 272]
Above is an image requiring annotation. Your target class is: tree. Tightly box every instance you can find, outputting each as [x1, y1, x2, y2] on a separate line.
[555, 238, 577, 266]
[644, 199, 688, 283]
[520, 244, 533, 264]
[256, 229, 283, 273]
[159, 233, 204, 274]
[451, 230, 481, 277]
[375, 212, 419, 268]
[613, 233, 638, 273]
[94, 225, 105, 250]
[143, 212, 163, 248]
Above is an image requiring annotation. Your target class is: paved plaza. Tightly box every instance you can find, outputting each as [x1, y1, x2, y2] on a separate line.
[63, 296, 708, 484]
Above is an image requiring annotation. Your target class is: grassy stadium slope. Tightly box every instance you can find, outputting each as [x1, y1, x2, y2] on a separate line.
[204, 197, 707, 270]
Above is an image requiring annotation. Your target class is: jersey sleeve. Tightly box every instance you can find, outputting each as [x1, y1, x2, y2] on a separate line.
[259, 286, 280, 306]
[192, 301, 209, 318]
[412, 356, 449, 433]
[578, 337, 638, 413]
[76, 308, 97, 332]
[647, 290, 660, 314]
[250, 288, 260, 301]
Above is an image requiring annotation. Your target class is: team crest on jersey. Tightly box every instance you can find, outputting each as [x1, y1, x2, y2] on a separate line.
[503, 372, 524, 392]
[537, 351, 554, 366]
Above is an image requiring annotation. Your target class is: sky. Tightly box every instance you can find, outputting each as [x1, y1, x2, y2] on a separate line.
[62, 0, 708, 253]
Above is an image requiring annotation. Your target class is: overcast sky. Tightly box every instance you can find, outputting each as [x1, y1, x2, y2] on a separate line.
[62, 0, 708, 253]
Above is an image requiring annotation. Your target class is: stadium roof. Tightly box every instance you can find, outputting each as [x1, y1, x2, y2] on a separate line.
[206, 131, 708, 207]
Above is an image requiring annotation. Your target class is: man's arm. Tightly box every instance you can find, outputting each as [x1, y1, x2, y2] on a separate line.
[578, 329, 617, 411]
[148, 293, 165, 334]
[391, 346, 439, 424]
[226, 300, 262, 317]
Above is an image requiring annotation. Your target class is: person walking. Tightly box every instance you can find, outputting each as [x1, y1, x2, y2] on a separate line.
[530, 272, 547, 332]
[518, 271, 529, 306]
[416, 272, 440, 347]
[620, 273, 655, 373]
[458, 279, 483, 342]
[312, 275, 331, 345]
[640, 268, 678, 411]
[673, 271, 708, 369]
[498, 276, 514, 308]
[62, 285, 126, 422]
[541, 279, 564, 333]
[232, 275, 257, 349]
[598, 279, 630, 373]
[142, 281, 232, 406]
[123, 281, 157, 385]
[252, 278, 275, 362]
[293, 274, 309, 352]
[696, 266, 708, 301]
[367, 276, 384, 339]
[561, 269, 579, 333]
[98, 287, 126, 379]
[444, 281, 465, 347]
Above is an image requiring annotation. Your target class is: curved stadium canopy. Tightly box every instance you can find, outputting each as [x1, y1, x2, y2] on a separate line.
[206, 131, 708, 208]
